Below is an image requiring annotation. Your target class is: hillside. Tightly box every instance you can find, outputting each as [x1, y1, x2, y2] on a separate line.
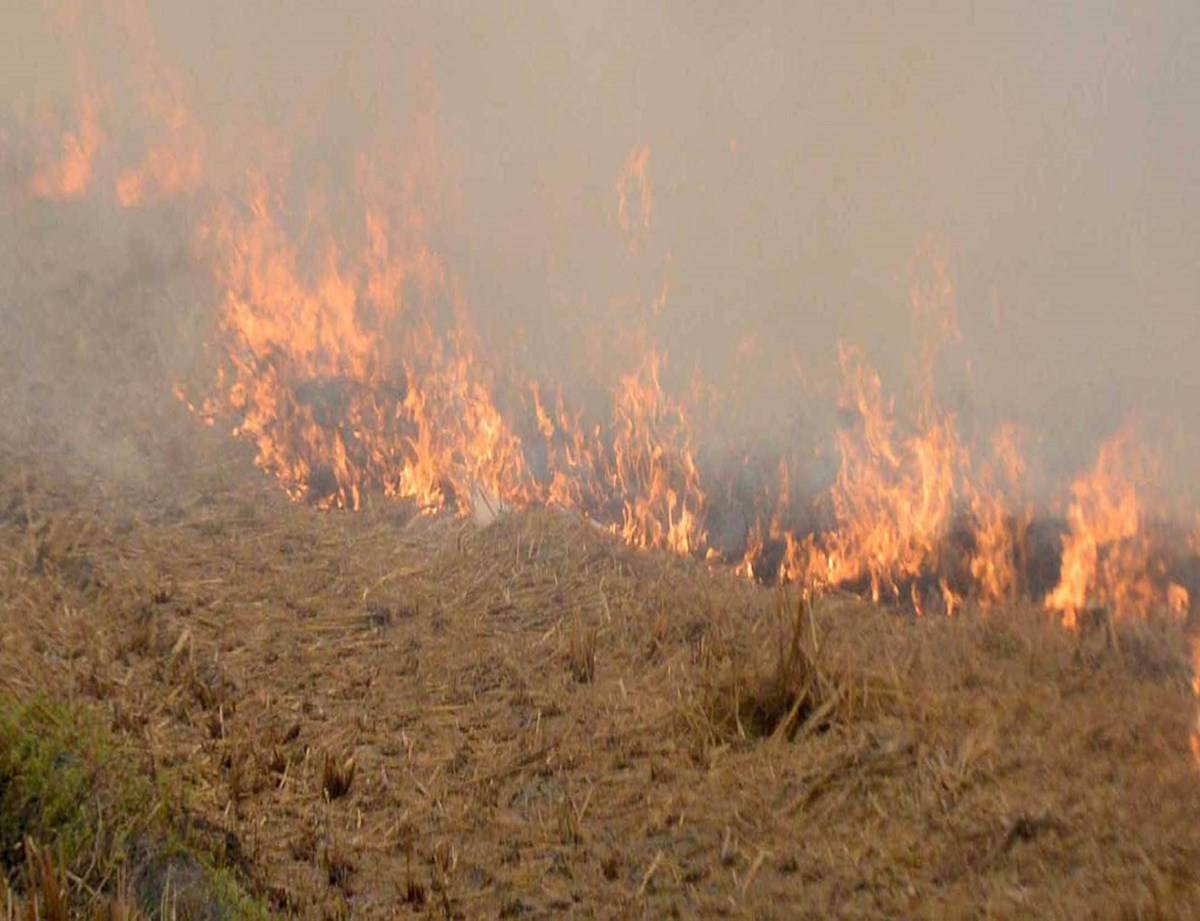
[2, 440, 1199, 919]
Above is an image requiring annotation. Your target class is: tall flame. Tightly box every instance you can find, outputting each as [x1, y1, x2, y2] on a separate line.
[1044, 432, 1158, 629]
[115, 90, 203, 207]
[28, 95, 103, 200]
[616, 145, 653, 252]
[610, 349, 706, 555]
[802, 343, 964, 604]
[966, 424, 1028, 607]
[196, 171, 534, 514]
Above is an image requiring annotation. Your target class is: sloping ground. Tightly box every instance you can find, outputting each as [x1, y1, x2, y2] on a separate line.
[2, 440, 1200, 919]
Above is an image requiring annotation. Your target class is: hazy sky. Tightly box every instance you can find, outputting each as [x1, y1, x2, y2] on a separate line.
[2, 1, 1198, 493]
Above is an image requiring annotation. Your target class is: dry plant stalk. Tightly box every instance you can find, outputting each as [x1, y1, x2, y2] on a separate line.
[567, 625, 597, 683]
[322, 753, 357, 800]
[21, 838, 69, 921]
[718, 589, 841, 742]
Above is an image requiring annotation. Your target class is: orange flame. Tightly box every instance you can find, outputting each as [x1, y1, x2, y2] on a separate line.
[115, 91, 203, 207]
[28, 95, 103, 200]
[1191, 637, 1200, 766]
[1169, 583, 1191, 620]
[610, 349, 706, 555]
[908, 246, 960, 412]
[799, 343, 963, 604]
[966, 424, 1028, 607]
[1044, 432, 1159, 629]
[616, 145, 652, 251]
[192, 149, 708, 560]
[9, 20, 1196, 760]
[195, 169, 531, 514]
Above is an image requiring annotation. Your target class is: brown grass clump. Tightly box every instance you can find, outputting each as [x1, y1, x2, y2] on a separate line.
[15, 839, 68, 921]
[687, 588, 900, 745]
[1, 841, 143, 921]
[713, 592, 832, 741]
[90, 872, 141, 921]
[321, 754, 357, 801]
[566, 624, 598, 684]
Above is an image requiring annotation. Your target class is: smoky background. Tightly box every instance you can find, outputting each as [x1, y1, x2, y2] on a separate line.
[1, 0, 1198, 509]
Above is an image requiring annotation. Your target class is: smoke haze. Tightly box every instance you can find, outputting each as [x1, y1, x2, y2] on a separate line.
[2, 1, 1198, 506]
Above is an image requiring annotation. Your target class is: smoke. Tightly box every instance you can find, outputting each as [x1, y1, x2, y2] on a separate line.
[2, 1, 1198, 504]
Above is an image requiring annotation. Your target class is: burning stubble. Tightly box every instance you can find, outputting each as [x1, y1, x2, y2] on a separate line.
[2, 2, 1200, 760]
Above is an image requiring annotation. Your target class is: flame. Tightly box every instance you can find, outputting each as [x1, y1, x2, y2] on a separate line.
[28, 94, 103, 200]
[908, 246, 960, 411]
[109, 0, 206, 208]
[530, 383, 608, 512]
[192, 149, 707, 559]
[13, 12, 1190, 643]
[616, 145, 652, 251]
[966, 424, 1028, 607]
[1169, 583, 1190, 619]
[794, 250, 969, 604]
[736, 459, 796, 582]
[7, 12, 1200, 763]
[526, 351, 706, 555]
[116, 90, 203, 207]
[195, 169, 532, 514]
[735, 256, 1031, 616]
[798, 343, 963, 604]
[1191, 637, 1200, 766]
[1044, 432, 1158, 629]
[610, 350, 706, 555]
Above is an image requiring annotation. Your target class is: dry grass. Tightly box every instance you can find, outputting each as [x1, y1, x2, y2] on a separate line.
[2, 839, 144, 921]
[320, 755, 356, 802]
[685, 587, 901, 746]
[2, 440, 1200, 918]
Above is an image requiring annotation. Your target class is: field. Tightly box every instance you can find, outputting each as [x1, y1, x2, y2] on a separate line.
[5, 4, 1200, 918]
[3, 425, 1200, 919]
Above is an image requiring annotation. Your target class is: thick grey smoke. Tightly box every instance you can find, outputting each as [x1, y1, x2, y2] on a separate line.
[2, 1, 1198, 503]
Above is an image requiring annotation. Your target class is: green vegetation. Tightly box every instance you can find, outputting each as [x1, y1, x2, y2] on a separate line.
[0, 694, 271, 919]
